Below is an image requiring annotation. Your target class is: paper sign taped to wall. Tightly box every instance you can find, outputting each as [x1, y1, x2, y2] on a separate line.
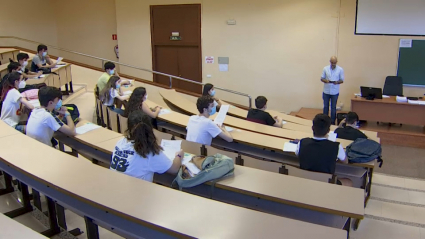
[205, 56, 214, 64]
[399, 39, 412, 48]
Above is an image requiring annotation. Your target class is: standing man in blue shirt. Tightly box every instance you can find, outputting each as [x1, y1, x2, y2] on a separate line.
[321, 56, 344, 125]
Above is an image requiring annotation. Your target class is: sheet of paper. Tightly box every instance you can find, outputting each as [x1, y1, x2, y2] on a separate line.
[418, 101, 425, 105]
[28, 99, 40, 108]
[328, 132, 337, 142]
[159, 109, 171, 116]
[224, 126, 233, 132]
[161, 140, 182, 160]
[382, 95, 390, 98]
[181, 153, 201, 175]
[399, 39, 412, 48]
[76, 123, 101, 135]
[56, 57, 63, 63]
[283, 142, 297, 152]
[282, 120, 287, 125]
[408, 100, 420, 104]
[354, 93, 361, 97]
[123, 91, 132, 96]
[213, 105, 230, 127]
[396, 96, 408, 102]
[219, 64, 228, 72]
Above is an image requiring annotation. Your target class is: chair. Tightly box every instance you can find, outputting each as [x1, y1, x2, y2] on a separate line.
[107, 108, 120, 132]
[174, 136, 203, 155]
[383, 76, 403, 96]
[280, 164, 337, 184]
[204, 145, 239, 163]
[242, 155, 282, 173]
[101, 104, 110, 128]
[118, 114, 128, 133]
[153, 129, 173, 144]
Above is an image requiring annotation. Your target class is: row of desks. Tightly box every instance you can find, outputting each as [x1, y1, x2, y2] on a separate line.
[0, 48, 19, 65]
[0, 120, 348, 238]
[159, 89, 380, 146]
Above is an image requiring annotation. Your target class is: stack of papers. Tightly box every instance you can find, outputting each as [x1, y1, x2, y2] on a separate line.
[396, 96, 408, 102]
[407, 100, 425, 105]
[76, 123, 101, 134]
[283, 142, 297, 152]
[161, 140, 182, 160]
[382, 95, 390, 98]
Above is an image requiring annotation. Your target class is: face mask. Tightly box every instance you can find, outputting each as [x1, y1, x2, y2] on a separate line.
[54, 99, 63, 111]
[109, 69, 115, 75]
[209, 106, 216, 115]
[144, 94, 148, 101]
[22, 61, 28, 67]
[210, 90, 216, 97]
[42, 52, 47, 57]
[18, 80, 26, 89]
[116, 83, 121, 89]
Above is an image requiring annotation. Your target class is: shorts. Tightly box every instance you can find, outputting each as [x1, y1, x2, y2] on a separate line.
[14, 125, 25, 133]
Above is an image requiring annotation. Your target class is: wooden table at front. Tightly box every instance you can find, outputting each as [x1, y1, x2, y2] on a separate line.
[351, 96, 425, 126]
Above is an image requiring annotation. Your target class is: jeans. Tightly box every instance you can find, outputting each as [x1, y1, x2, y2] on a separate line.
[108, 106, 125, 116]
[323, 93, 339, 124]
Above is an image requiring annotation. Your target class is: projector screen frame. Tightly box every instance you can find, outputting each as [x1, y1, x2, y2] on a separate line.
[354, 0, 425, 37]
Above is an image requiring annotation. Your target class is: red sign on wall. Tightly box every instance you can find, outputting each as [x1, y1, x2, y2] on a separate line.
[112, 34, 117, 40]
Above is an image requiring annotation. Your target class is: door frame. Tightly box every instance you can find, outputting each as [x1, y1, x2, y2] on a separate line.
[150, 4, 202, 92]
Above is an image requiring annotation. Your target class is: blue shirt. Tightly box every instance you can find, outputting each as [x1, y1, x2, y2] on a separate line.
[321, 65, 344, 95]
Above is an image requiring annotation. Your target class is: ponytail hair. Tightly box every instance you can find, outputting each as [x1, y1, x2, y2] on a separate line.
[126, 110, 162, 157]
[99, 76, 120, 103]
[1, 72, 21, 101]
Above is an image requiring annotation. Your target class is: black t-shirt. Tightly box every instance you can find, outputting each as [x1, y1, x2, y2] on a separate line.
[246, 109, 275, 126]
[335, 126, 367, 141]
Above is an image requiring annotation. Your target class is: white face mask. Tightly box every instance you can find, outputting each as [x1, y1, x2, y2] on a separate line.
[22, 61, 28, 67]
[144, 94, 148, 101]
[18, 80, 26, 89]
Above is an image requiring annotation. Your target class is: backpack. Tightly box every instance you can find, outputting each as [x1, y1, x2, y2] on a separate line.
[346, 138, 383, 167]
[173, 153, 234, 189]
[59, 104, 80, 124]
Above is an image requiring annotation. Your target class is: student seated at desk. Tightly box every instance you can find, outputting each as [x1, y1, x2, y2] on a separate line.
[0, 72, 34, 133]
[31, 44, 57, 72]
[1, 62, 21, 90]
[26, 86, 76, 146]
[97, 62, 130, 93]
[16, 53, 42, 79]
[110, 110, 183, 182]
[124, 87, 162, 118]
[334, 112, 367, 141]
[99, 76, 128, 115]
[4, 62, 36, 93]
[203, 83, 224, 114]
[246, 96, 283, 128]
[295, 114, 352, 186]
[186, 95, 233, 145]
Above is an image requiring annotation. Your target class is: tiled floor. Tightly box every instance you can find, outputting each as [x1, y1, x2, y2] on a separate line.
[2, 64, 425, 238]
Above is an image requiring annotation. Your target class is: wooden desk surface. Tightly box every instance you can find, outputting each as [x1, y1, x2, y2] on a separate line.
[217, 166, 364, 219]
[0, 48, 19, 54]
[352, 96, 425, 106]
[0, 213, 48, 239]
[74, 126, 364, 220]
[0, 134, 346, 239]
[0, 121, 21, 138]
[159, 89, 362, 147]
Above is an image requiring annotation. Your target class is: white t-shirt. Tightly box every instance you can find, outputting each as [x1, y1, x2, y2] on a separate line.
[103, 88, 119, 106]
[110, 137, 173, 182]
[0, 89, 22, 127]
[186, 115, 222, 146]
[26, 108, 64, 146]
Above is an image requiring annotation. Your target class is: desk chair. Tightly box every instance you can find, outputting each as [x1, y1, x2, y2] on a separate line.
[153, 129, 173, 144]
[242, 155, 282, 173]
[173, 137, 203, 155]
[101, 104, 110, 129]
[204, 145, 239, 163]
[280, 164, 337, 184]
[118, 114, 128, 133]
[383, 76, 403, 96]
[107, 108, 120, 132]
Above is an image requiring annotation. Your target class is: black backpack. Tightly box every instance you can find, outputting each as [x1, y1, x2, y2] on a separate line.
[346, 138, 383, 167]
[58, 104, 80, 125]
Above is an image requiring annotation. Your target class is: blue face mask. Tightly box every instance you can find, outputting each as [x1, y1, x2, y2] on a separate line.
[116, 83, 121, 89]
[54, 99, 62, 111]
[42, 52, 47, 57]
[109, 69, 115, 75]
[210, 90, 216, 97]
[209, 106, 216, 115]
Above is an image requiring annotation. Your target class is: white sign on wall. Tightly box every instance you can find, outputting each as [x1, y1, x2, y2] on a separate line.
[205, 56, 214, 64]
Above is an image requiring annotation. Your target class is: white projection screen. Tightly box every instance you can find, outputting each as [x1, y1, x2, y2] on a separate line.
[356, 0, 425, 35]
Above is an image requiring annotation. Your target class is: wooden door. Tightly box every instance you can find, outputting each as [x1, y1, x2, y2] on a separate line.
[150, 4, 202, 93]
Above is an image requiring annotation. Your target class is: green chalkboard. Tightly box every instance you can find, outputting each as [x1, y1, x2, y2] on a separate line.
[397, 40, 425, 86]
